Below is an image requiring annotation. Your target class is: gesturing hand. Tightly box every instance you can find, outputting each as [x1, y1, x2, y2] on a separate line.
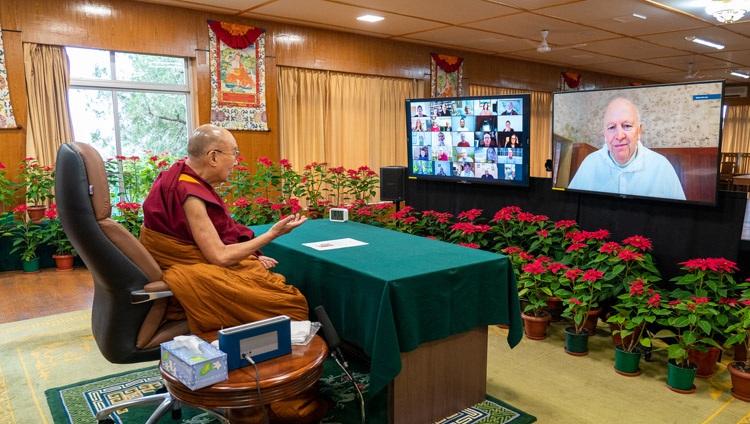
[270, 213, 307, 237]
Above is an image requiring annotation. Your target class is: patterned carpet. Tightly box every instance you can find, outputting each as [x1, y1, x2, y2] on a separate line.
[45, 361, 536, 424]
[1, 310, 535, 423]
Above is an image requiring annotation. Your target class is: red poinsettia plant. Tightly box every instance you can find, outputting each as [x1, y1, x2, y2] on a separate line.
[448, 209, 491, 249]
[556, 267, 613, 335]
[607, 279, 669, 353]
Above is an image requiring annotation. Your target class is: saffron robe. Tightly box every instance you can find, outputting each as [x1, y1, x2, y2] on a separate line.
[141, 160, 309, 334]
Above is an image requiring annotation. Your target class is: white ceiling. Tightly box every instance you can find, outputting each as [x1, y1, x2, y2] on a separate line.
[134, 0, 750, 85]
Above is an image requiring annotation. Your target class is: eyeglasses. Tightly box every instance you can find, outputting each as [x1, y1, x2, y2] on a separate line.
[210, 148, 240, 158]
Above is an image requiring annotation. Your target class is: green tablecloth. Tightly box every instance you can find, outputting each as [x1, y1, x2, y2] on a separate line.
[252, 220, 523, 397]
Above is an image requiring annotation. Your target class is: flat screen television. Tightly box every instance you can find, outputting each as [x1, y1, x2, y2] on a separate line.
[551, 80, 725, 206]
[405, 94, 531, 186]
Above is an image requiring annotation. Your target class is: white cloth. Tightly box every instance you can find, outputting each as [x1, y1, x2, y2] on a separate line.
[568, 142, 686, 200]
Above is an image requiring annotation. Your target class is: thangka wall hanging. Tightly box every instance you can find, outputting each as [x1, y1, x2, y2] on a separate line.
[208, 21, 268, 131]
[430, 53, 463, 98]
[0, 25, 17, 129]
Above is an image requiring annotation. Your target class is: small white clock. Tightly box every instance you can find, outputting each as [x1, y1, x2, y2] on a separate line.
[329, 208, 349, 222]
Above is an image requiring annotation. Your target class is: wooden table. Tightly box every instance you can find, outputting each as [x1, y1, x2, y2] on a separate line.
[732, 174, 750, 191]
[160, 335, 327, 424]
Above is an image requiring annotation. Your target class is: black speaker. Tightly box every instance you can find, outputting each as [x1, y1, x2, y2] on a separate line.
[380, 166, 406, 202]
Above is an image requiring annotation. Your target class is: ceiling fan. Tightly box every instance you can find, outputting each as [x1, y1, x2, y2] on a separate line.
[527, 30, 587, 53]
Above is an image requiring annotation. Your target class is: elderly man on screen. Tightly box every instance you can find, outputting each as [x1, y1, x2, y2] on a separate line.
[568, 97, 686, 200]
[140, 124, 328, 423]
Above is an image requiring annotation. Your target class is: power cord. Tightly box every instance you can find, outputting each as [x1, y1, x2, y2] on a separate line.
[241, 352, 270, 424]
[331, 350, 365, 424]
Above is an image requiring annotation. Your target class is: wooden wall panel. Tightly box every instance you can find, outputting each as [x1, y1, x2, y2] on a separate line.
[0, 0, 642, 181]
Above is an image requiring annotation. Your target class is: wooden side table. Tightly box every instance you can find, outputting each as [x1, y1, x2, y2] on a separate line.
[160, 334, 327, 424]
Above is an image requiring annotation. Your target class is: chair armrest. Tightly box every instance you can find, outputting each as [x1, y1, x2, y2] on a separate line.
[131, 280, 174, 304]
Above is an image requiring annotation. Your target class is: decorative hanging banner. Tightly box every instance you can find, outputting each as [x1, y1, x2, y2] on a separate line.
[208, 21, 268, 131]
[561, 71, 582, 89]
[0, 25, 17, 129]
[430, 53, 463, 98]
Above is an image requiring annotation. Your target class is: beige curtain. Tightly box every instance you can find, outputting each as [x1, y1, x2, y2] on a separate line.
[722, 104, 750, 154]
[470, 84, 551, 178]
[23, 43, 74, 167]
[278, 66, 417, 185]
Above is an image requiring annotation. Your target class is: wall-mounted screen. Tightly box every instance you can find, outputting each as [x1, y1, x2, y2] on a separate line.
[551, 80, 724, 206]
[405, 94, 531, 187]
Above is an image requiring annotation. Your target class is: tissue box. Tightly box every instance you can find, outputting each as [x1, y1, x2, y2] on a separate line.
[160, 337, 228, 390]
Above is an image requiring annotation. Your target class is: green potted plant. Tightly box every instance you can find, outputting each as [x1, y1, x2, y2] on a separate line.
[516, 255, 567, 340]
[18, 157, 55, 222]
[41, 204, 77, 271]
[722, 280, 750, 401]
[669, 257, 738, 378]
[556, 267, 613, 356]
[3, 204, 44, 272]
[606, 279, 669, 376]
[646, 294, 722, 393]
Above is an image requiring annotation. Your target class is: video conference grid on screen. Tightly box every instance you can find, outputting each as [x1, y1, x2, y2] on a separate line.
[407, 95, 530, 185]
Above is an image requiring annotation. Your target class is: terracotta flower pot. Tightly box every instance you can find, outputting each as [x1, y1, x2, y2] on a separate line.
[27, 205, 48, 223]
[545, 296, 563, 322]
[727, 361, 750, 402]
[521, 311, 551, 340]
[53, 254, 75, 272]
[582, 307, 602, 336]
[688, 346, 721, 378]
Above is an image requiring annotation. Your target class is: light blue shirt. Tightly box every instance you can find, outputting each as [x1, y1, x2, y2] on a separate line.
[568, 142, 686, 200]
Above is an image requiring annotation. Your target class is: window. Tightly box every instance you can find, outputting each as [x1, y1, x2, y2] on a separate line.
[67, 47, 192, 202]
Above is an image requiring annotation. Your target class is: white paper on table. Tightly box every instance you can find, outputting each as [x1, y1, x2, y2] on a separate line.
[302, 238, 368, 251]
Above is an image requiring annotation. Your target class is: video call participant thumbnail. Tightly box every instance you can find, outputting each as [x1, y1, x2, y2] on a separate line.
[568, 97, 685, 200]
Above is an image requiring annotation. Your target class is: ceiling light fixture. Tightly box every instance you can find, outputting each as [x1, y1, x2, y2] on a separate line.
[685, 36, 725, 49]
[357, 14, 384, 23]
[730, 71, 750, 78]
[632, 13, 647, 20]
[705, 0, 750, 23]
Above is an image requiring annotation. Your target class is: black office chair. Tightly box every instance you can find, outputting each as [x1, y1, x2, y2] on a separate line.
[55, 142, 190, 423]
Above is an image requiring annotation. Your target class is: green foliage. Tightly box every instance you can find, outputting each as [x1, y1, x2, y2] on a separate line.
[2, 206, 44, 261]
[724, 289, 750, 370]
[40, 205, 76, 256]
[105, 152, 177, 204]
[606, 280, 670, 352]
[0, 162, 18, 212]
[18, 158, 55, 206]
[556, 268, 613, 335]
[113, 201, 144, 239]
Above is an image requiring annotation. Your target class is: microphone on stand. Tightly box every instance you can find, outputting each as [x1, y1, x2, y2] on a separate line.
[314, 305, 365, 424]
[315, 305, 347, 368]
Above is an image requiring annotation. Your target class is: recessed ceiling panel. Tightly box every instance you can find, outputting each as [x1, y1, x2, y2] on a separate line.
[250, 0, 444, 37]
[581, 38, 686, 60]
[470, 12, 615, 44]
[539, 0, 710, 36]
[507, 48, 622, 66]
[335, 0, 520, 24]
[641, 26, 750, 52]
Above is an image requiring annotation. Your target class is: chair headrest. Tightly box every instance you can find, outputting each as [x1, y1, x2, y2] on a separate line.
[71, 142, 112, 221]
